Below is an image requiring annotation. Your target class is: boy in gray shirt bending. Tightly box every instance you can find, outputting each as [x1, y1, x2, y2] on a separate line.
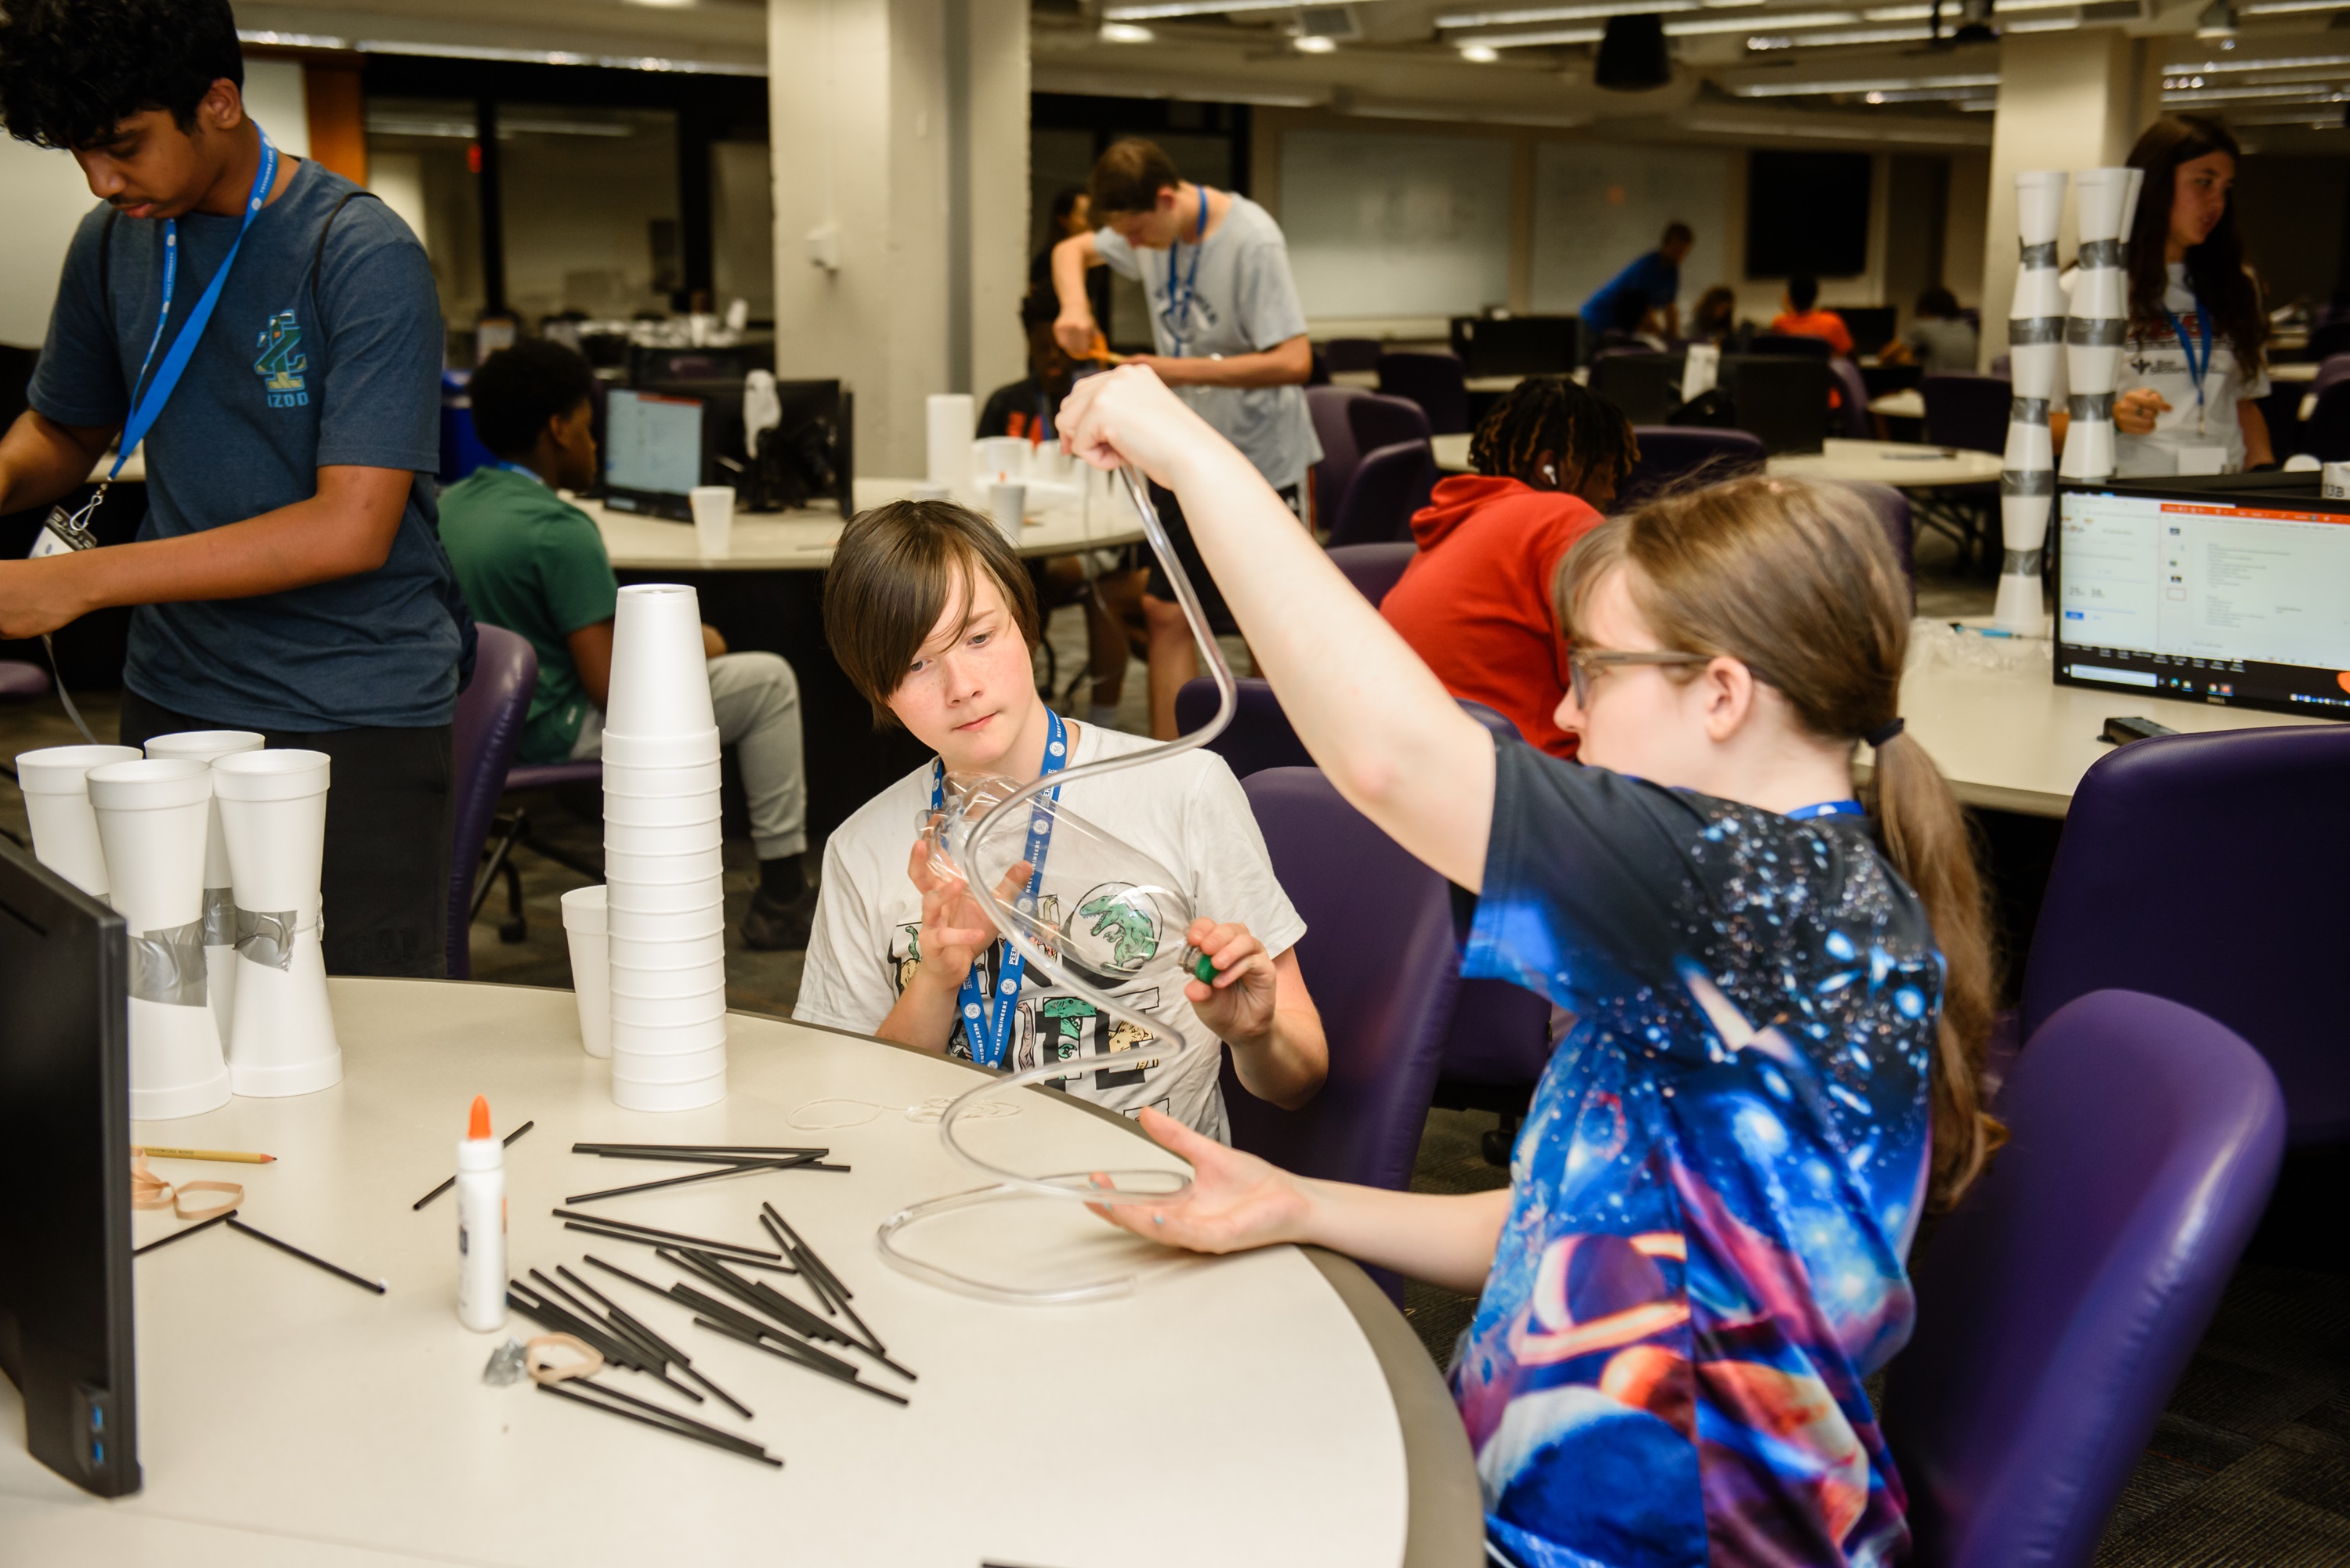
[1050, 139, 1319, 739]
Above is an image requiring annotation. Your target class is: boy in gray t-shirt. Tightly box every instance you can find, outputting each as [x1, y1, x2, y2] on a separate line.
[1050, 138, 1320, 739]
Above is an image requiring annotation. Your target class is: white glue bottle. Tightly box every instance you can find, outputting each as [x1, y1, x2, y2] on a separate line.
[455, 1095, 507, 1332]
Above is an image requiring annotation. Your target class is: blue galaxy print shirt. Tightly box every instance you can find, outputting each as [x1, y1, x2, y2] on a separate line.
[1454, 741, 1937, 1568]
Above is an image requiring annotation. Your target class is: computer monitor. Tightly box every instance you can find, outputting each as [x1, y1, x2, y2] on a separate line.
[1839, 306, 1898, 357]
[1719, 354, 1829, 456]
[1588, 352, 1687, 425]
[2055, 481, 2350, 719]
[1450, 316, 1582, 378]
[602, 386, 710, 519]
[0, 838, 140, 1498]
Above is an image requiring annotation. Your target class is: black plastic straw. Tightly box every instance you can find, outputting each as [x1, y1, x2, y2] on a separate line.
[413, 1120, 536, 1210]
[536, 1382, 780, 1467]
[692, 1317, 909, 1407]
[558, 1265, 752, 1420]
[550, 1209, 785, 1259]
[228, 1218, 385, 1293]
[565, 1154, 821, 1205]
[133, 1208, 237, 1256]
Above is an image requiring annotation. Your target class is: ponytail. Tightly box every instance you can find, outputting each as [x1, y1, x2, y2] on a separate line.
[1560, 476, 2004, 1209]
[1867, 729, 2003, 1209]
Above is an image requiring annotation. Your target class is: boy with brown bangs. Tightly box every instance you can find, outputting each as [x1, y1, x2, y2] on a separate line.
[794, 500, 1327, 1136]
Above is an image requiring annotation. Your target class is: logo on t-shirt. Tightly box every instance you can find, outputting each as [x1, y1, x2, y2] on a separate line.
[254, 310, 309, 408]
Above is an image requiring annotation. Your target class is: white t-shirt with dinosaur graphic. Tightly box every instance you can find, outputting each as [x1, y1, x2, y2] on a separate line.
[794, 724, 1307, 1140]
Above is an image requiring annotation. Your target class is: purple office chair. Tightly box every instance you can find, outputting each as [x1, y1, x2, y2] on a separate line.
[1846, 480, 1914, 600]
[1882, 989, 2284, 1568]
[446, 624, 537, 979]
[1307, 385, 1368, 531]
[1327, 541, 1416, 605]
[0, 661, 48, 700]
[1831, 357, 1872, 439]
[1328, 441, 1437, 548]
[1918, 373, 2010, 573]
[1323, 337, 1382, 374]
[2020, 725, 2350, 1146]
[1225, 766, 1463, 1301]
[2308, 319, 2350, 362]
[1175, 679, 1514, 782]
[1376, 351, 1471, 435]
[1347, 391, 1432, 458]
[2310, 352, 2350, 402]
[1612, 426, 1765, 512]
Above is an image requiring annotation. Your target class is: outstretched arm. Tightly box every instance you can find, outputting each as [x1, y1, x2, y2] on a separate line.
[1059, 367, 1495, 890]
[1090, 1107, 1512, 1294]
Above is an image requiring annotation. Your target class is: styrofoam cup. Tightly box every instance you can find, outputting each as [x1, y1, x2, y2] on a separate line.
[143, 731, 264, 1048]
[606, 876, 725, 915]
[2002, 492, 2053, 553]
[609, 1067, 726, 1113]
[562, 885, 611, 1059]
[603, 793, 722, 829]
[2059, 417, 2115, 481]
[609, 957, 728, 999]
[2120, 168, 2146, 241]
[2010, 268, 2066, 320]
[689, 486, 735, 559]
[989, 482, 1025, 542]
[2074, 167, 2131, 244]
[2071, 267, 2126, 321]
[2066, 344, 2121, 398]
[15, 744, 142, 898]
[228, 915, 342, 1097]
[609, 1046, 728, 1083]
[1994, 572, 2046, 635]
[2002, 421, 2053, 473]
[2016, 170, 2067, 247]
[609, 930, 728, 968]
[606, 585, 718, 739]
[601, 760, 723, 797]
[607, 901, 726, 941]
[605, 820, 725, 858]
[2322, 461, 2350, 499]
[597, 728, 719, 768]
[974, 435, 1029, 483]
[927, 394, 975, 493]
[86, 758, 231, 1121]
[211, 751, 331, 913]
[612, 1013, 729, 1053]
[2008, 341, 2062, 399]
[603, 845, 726, 883]
[610, 988, 728, 1028]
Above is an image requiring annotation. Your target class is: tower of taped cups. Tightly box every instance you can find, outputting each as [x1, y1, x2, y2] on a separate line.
[602, 583, 728, 1111]
[143, 731, 263, 1056]
[85, 757, 233, 1119]
[1999, 171, 2069, 634]
[212, 749, 342, 1096]
[2058, 166, 2146, 499]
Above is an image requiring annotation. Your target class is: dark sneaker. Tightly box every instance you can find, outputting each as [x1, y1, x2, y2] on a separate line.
[739, 884, 819, 951]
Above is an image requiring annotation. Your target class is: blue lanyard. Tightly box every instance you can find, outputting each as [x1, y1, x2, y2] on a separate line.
[2160, 295, 2214, 428]
[113, 127, 279, 481]
[1166, 185, 1209, 357]
[1785, 800, 1865, 821]
[929, 709, 1071, 1068]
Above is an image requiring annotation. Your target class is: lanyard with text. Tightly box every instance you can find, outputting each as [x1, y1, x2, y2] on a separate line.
[1784, 800, 1865, 821]
[1165, 185, 1209, 358]
[39, 126, 279, 557]
[2160, 295, 2214, 437]
[931, 708, 1070, 1068]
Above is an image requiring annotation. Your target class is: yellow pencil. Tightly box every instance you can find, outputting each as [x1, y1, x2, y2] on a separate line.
[132, 1146, 277, 1165]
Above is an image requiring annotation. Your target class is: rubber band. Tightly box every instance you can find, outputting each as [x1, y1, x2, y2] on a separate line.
[525, 1333, 605, 1385]
[131, 1156, 243, 1221]
[876, 466, 1237, 1305]
[787, 1095, 1022, 1130]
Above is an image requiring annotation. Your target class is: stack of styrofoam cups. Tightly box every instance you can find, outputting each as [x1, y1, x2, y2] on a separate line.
[561, 884, 612, 1058]
[212, 750, 342, 1097]
[86, 757, 231, 1119]
[14, 744, 140, 900]
[1999, 170, 2068, 635]
[2059, 167, 2140, 498]
[143, 731, 264, 1056]
[603, 583, 728, 1111]
[927, 393, 975, 504]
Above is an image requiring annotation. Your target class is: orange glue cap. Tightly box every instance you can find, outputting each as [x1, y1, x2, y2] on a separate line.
[468, 1096, 492, 1141]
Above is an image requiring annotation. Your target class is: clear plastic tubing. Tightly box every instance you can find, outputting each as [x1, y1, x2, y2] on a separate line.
[876, 465, 1237, 1305]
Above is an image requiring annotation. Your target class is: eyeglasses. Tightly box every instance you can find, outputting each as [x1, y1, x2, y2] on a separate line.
[1567, 648, 1714, 710]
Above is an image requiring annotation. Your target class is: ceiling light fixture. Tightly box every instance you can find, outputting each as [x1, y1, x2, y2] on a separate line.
[2163, 49, 2350, 69]
[1762, 21, 1938, 39]
[1099, 20, 1157, 39]
[1103, 0, 1306, 18]
[236, 28, 351, 48]
[1460, 41, 1504, 57]
[2196, 0, 2240, 36]
[2240, 0, 2349, 12]
[1668, 8, 1857, 31]
[1295, 32, 1340, 49]
[1437, 0, 1692, 24]
[1449, 23, 1607, 43]
[1730, 69, 1998, 92]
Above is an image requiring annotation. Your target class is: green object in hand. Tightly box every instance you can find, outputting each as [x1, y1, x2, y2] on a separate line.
[1191, 952, 1218, 985]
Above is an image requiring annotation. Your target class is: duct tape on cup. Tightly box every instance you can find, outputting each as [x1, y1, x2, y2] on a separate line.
[132, 919, 209, 1007]
[235, 905, 314, 972]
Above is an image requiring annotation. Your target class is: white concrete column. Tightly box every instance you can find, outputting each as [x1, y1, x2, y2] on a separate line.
[768, 0, 1029, 478]
[1979, 30, 2146, 369]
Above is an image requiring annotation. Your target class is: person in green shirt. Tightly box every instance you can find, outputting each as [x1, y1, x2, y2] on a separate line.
[440, 341, 816, 950]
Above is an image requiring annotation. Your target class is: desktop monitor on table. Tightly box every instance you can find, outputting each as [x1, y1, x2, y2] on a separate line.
[1589, 353, 1687, 426]
[1839, 306, 1898, 356]
[2055, 480, 2350, 719]
[1719, 354, 1829, 456]
[1450, 316, 1582, 378]
[0, 838, 139, 1497]
[602, 385, 712, 520]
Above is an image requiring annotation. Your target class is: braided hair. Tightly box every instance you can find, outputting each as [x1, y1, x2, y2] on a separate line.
[1467, 374, 1640, 500]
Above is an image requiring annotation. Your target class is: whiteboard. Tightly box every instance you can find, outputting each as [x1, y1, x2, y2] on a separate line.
[1531, 142, 1731, 318]
[1278, 131, 1512, 320]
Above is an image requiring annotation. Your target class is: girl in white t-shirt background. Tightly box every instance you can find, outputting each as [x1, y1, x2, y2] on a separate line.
[2057, 113, 2275, 476]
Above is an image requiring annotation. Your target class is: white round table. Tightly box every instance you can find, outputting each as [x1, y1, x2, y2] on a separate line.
[1766, 438, 2005, 488]
[0, 980, 1479, 1567]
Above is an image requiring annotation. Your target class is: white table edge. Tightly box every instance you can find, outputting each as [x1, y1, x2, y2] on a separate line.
[512, 983, 1488, 1566]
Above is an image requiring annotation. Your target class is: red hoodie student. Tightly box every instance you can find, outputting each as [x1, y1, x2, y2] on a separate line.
[1380, 379, 1638, 758]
